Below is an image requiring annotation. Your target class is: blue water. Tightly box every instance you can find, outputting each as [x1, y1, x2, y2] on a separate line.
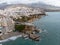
[2, 12, 60, 45]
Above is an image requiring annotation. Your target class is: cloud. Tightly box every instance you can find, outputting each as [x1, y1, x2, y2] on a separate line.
[42, 0, 60, 6]
[6, 0, 40, 4]
[0, 0, 60, 7]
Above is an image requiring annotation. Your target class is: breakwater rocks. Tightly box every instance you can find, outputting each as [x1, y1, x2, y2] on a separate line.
[29, 34, 40, 41]
[20, 24, 41, 41]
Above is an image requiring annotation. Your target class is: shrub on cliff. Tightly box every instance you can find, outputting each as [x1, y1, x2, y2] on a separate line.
[15, 24, 25, 32]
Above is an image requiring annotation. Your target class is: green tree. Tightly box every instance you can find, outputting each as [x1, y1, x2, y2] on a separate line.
[15, 24, 25, 32]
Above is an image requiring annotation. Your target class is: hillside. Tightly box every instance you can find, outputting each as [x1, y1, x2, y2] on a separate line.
[28, 2, 60, 12]
[0, 4, 45, 19]
[0, 2, 60, 12]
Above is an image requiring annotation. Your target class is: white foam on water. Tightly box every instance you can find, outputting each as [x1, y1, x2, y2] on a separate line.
[9, 36, 18, 40]
[43, 29, 48, 33]
[0, 44, 2, 45]
[0, 35, 22, 43]
[0, 39, 9, 42]
[25, 37, 29, 40]
[44, 29, 47, 32]
[39, 30, 43, 33]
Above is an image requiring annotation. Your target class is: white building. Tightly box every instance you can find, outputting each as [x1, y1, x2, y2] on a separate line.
[0, 14, 15, 34]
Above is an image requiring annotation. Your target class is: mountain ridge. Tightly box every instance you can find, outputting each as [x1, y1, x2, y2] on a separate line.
[27, 2, 60, 11]
[0, 2, 60, 11]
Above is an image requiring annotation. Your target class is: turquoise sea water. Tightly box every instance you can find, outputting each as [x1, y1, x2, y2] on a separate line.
[2, 12, 60, 45]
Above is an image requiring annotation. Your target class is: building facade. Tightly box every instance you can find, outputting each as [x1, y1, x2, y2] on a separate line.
[0, 15, 15, 34]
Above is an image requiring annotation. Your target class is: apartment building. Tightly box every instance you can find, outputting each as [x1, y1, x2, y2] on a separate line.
[0, 14, 15, 34]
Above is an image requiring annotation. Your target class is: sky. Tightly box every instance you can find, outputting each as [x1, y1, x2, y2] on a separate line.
[0, 0, 60, 7]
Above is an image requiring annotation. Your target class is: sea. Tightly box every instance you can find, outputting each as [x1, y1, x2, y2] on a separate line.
[0, 12, 60, 45]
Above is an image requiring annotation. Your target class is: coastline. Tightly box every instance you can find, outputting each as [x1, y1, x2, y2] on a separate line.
[0, 5, 46, 42]
[0, 35, 22, 43]
[0, 29, 42, 43]
[0, 14, 46, 42]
